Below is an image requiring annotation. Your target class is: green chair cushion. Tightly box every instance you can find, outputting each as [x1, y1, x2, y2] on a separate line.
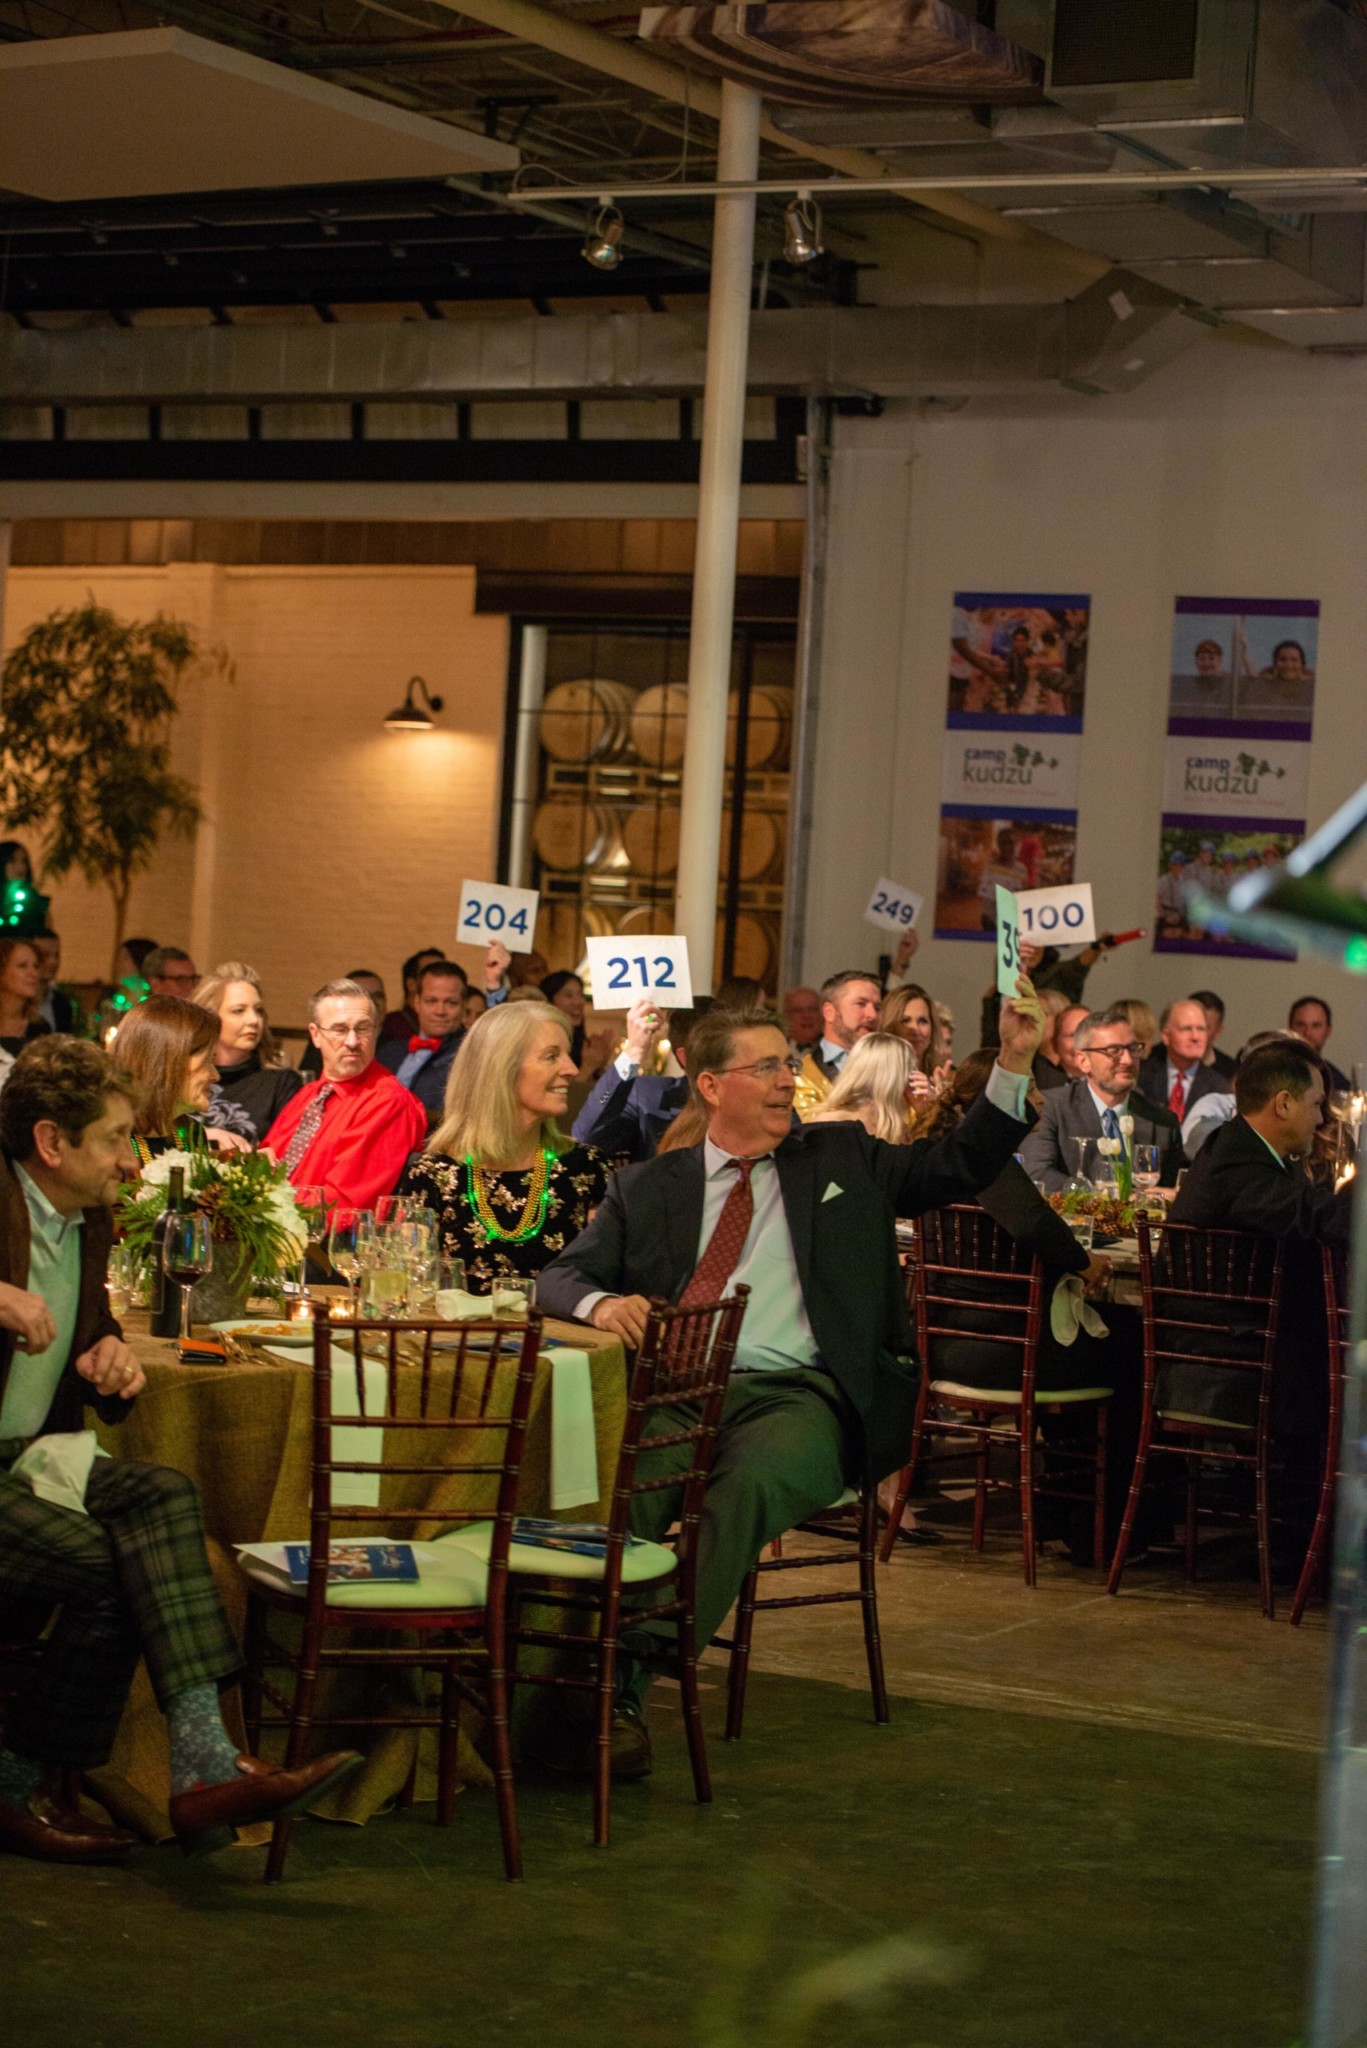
[1155, 1408, 1255, 1431]
[930, 1379, 1113, 1406]
[435, 1521, 677, 1585]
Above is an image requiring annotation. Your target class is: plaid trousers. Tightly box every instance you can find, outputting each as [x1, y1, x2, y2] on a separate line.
[0, 1453, 242, 1767]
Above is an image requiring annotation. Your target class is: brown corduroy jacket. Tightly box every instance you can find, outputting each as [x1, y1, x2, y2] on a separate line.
[0, 1150, 127, 1437]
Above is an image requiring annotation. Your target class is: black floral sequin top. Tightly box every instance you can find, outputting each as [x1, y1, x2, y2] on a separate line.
[400, 1142, 609, 1292]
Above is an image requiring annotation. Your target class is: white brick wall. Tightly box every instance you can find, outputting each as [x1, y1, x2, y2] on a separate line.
[3, 562, 509, 1024]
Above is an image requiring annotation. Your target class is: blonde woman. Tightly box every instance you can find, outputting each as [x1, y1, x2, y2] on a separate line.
[1116, 997, 1158, 1061]
[877, 983, 952, 1095]
[399, 1000, 609, 1293]
[811, 1032, 921, 1141]
[192, 960, 302, 1142]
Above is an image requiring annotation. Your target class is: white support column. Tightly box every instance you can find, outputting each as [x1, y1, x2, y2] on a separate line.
[506, 623, 547, 888]
[673, 79, 761, 994]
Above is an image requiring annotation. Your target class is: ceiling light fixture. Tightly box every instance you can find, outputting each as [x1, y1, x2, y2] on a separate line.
[581, 200, 625, 272]
[783, 192, 822, 265]
[383, 674, 445, 732]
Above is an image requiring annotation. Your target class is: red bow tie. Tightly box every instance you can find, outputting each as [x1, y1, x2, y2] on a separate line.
[408, 1036, 441, 1054]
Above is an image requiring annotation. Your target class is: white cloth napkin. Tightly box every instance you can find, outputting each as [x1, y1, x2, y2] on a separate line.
[435, 1286, 528, 1321]
[1050, 1275, 1109, 1347]
[549, 1349, 599, 1511]
[268, 1342, 388, 1507]
[12, 1428, 100, 1514]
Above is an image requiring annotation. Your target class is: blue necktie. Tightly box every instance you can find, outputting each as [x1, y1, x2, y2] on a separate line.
[1101, 1107, 1121, 1144]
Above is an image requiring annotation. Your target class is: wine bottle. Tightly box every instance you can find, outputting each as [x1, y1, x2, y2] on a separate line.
[150, 1166, 187, 1338]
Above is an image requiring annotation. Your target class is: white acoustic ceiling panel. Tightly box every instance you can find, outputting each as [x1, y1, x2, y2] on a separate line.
[0, 29, 519, 201]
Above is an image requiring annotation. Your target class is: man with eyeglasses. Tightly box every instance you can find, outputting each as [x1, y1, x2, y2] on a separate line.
[142, 947, 199, 999]
[536, 987, 1045, 1775]
[1019, 1003, 1184, 1196]
[263, 978, 425, 1212]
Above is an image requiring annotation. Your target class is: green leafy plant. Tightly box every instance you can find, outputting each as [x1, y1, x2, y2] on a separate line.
[0, 602, 209, 979]
[119, 1140, 305, 1305]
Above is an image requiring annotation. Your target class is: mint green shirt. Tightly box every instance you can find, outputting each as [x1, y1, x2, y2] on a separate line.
[0, 1165, 83, 1440]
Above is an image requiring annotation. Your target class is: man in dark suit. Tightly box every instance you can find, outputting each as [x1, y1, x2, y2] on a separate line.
[1190, 988, 1237, 1081]
[1019, 1004, 1184, 1195]
[1165, 1039, 1349, 1430]
[1288, 994, 1352, 1096]
[1138, 998, 1227, 1126]
[537, 987, 1044, 1752]
[376, 958, 466, 1128]
[0, 1039, 359, 1862]
[573, 997, 706, 1162]
[32, 930, 77, 1036]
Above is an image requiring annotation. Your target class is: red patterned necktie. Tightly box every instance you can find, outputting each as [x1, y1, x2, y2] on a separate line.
[282, 1084, 334, 1175]
[681, 1158, 756, 1306]
[1168, 1071, 1186, 1117]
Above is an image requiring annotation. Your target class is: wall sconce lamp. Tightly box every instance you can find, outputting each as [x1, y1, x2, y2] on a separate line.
[383, 675, 445, 732]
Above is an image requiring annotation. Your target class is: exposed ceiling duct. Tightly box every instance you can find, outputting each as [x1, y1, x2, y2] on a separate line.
[0, 270, 1208, 405]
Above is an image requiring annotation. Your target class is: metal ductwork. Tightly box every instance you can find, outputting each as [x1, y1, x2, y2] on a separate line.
[771, 0, 1367, 324]
[0, 273, 1208, 406]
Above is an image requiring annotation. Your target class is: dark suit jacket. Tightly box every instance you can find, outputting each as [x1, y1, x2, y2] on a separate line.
[572, 1066, 689, 1162]
[537, 1092, 1031, 1480]
[0, 1152, 126, 1437]
[1164, 1116, 1349, 1431]
[1018, 1080, 1184, 1195]
[1137, 1053, 1227, 1123]
[376, 1029, 466, 1126]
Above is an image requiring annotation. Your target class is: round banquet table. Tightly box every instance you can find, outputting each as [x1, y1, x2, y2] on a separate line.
[87, 1312, 627, 1838]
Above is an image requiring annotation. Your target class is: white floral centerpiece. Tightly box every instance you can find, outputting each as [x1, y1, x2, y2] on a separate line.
[119, 1143, 307, 1311]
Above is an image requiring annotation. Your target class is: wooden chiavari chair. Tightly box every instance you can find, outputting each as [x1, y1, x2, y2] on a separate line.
[461, 1287, 747, 1849]
[721, 1482, 888, 1741]
[1107, 1220, 1284, 1616]
[882, 1208, 1112, 1585]
[1290, 1246, 1348, 1626]
[238, 1301, 541, 1881]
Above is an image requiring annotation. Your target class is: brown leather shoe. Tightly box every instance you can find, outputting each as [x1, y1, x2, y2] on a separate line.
[0, 1786, 137, 1863]
[169, 1750, 364, 1858]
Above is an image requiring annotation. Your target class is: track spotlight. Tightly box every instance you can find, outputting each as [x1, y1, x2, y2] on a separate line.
[783, 193, 823, 265]
[582, 202, 625, 271]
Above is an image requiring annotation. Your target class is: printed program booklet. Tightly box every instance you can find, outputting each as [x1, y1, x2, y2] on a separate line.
[283, 1542, 420, 1584]
[511, 1518, 647, 1558]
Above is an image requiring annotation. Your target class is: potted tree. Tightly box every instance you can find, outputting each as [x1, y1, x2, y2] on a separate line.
[0, 601, 206, 979]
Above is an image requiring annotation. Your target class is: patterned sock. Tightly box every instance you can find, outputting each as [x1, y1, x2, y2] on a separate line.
[0, 1747, 43, 1809]
[166, 1682, 241, 1795]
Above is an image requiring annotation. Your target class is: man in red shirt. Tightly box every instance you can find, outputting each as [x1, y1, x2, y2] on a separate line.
[264, 979, 426, 1210]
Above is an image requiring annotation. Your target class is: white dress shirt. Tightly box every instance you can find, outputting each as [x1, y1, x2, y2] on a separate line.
[818, 1037, 848, 1074]
[1167, 1061, 1196, 1110]
[0, 1165, 83, 1440]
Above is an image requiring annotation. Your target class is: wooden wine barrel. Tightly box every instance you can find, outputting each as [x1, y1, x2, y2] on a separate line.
[532, 799, 625, 872]
[630, 682, 690, 769]
[539, 678, 636, 763]
[536, 898, 617, 973]
[725, 685, 793, 770]
[617, 905, 666, 938]
[622, 804, 682, 878]
[715, 910, 777, 993]
[719, 807, 783, 883]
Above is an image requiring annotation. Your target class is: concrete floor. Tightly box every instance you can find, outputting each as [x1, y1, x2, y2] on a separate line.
[714, 1507, 1329, 1756]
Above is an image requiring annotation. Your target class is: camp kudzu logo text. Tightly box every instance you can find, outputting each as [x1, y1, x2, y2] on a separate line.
[962, 745, 1061, 788]
[1182, 753, 1287, 798]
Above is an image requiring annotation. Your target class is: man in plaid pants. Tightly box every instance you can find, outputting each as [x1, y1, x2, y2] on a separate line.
[0, 1037, 360, 1862]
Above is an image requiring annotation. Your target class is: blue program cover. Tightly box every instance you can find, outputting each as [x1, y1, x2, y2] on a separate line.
[285, 1542, 420, 1585]
[511, 1518, 647, 1558]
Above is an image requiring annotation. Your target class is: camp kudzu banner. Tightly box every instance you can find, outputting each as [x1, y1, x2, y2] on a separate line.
[935, 592, 1090, 941]
[1154, 595, 1319, 962]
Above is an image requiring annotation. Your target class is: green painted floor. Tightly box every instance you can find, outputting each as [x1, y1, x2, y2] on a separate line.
[3, 1669, 1317, 2048]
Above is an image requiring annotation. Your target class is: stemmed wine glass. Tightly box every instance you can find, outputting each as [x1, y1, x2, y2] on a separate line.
[293, 1184, 331, 1303]
[328, 1208, 374, 1319]
[1070, 1136, 1094, 1189]
[162, 1212, 213, 1342]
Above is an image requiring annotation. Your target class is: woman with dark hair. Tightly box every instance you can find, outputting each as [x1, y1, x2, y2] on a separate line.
[0, 841, 32, 884]
[0, 937, 49, 1094]
[112, 995, 252, 1162]
[541, 970, 613, 1085]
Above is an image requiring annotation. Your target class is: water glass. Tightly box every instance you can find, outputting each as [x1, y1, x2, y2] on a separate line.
[1132, 1144, 1161, 1193]
[106, 1244, 134, 1315]
[434, 1258, 468, 1320]
[1065, 1210, 1095, 1254]
[497, 1276, 535, 1319]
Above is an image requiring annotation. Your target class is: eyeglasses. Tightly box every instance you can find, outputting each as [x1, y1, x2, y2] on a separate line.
[1085, 1042, 1141, 1062]
[317, 1021, 376, 1044]
[717, 1055, 803, 1080]
[159, 971, 198, 986]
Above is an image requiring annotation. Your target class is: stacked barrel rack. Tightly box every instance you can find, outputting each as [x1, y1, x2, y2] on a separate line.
[531, 662, 793, 989]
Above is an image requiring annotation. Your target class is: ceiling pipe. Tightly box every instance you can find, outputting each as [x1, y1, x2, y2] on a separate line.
[428, 0, 1107, 274]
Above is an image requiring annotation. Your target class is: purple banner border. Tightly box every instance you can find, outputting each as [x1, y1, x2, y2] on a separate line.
[1174, 596, 1321, 619]
[1166, 717, 1311, 743]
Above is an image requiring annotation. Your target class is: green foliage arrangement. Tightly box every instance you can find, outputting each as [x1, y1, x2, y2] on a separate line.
[119, 1139, 306, 1305]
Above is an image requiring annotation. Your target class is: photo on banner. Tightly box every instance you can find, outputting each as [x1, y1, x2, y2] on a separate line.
[936, 592, 1090, 939]
[1154, 596, 1317, 960]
